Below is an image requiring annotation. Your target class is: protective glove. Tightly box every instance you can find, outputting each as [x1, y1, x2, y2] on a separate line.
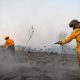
[54, 41, 63, 45]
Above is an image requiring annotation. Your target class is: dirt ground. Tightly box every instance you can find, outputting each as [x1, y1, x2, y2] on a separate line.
[0, 49, 80, 80]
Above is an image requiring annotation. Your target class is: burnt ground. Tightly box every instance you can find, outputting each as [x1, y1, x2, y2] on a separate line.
[0, 50, 80, 80]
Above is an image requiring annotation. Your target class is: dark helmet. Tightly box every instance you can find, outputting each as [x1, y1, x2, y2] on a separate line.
[69, 19, 79, 28]
[4, 36, 9, 40]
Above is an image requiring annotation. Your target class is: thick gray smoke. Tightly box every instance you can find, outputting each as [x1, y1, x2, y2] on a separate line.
[0, 49, 19, 72]
[0, 48, 37, 73]
[0, 48, 80, 80]
[0, 48, 30, 73]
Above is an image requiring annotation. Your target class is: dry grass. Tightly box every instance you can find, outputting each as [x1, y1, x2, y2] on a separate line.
[0, 49, 80, 80]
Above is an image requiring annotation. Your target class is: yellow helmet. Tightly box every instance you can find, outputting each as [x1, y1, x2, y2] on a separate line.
[4, 36, 9, 39]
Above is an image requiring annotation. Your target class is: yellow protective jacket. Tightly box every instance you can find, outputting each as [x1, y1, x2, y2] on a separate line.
[5, 39, 15, 46]
[62, 28, 80, 47]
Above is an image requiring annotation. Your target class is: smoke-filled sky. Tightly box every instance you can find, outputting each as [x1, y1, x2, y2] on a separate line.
[0, 0, 80, 48]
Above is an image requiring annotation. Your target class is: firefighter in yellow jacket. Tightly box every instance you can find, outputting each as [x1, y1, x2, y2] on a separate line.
[55, 19, 80, 67]
[4, 36, 15, 53]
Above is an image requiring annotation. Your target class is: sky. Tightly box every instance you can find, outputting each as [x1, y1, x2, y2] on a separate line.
[0, 0, 80, 48]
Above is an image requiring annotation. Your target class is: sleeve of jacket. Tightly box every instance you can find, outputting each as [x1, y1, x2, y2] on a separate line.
[62, 30, 78, 44]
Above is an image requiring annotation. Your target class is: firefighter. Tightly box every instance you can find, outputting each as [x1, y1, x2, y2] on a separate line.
[55, 19, 80, 67]
[4, 36, 15, 53]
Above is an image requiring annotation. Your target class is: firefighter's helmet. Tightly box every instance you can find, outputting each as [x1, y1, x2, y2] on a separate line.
[4, 36, 9, 39]
[69, 19, 79, 28]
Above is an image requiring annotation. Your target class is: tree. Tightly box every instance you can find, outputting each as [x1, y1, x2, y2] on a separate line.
[24, 25, 35, 51]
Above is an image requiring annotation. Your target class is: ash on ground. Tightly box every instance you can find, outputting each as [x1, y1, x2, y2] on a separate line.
[0, 49, 80, 80]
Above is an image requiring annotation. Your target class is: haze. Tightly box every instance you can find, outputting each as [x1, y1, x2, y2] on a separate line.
[0, 0, 80, 48]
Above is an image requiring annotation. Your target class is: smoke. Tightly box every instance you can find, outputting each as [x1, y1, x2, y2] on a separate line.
[0, 48, 31, 73]
[0, 48, 80, 80]
[0, 49, 18, 72]
[0, 48, 38, 73]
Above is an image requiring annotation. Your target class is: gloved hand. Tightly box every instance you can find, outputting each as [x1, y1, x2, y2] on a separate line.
[55, 41, 63, 44]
